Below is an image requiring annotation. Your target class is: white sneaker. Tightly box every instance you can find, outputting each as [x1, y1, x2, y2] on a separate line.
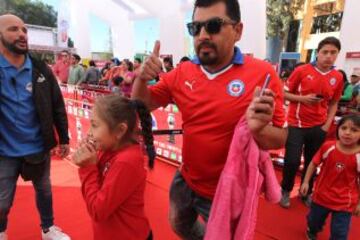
[42, 226, 71, 240]
[0, 232, 8, 240]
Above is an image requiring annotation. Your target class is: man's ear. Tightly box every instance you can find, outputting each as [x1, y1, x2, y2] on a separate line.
[234, 22, 243, 42]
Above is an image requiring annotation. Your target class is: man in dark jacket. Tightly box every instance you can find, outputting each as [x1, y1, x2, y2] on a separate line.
[0, 14, 70, 240]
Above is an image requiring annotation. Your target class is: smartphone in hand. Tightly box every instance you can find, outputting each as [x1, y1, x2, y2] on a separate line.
[259, 74, 271, 96]
[255, 74, 272, 114]
[315, 94, 324, 100]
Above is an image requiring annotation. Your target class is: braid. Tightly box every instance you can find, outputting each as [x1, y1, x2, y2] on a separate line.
[133, 100, 156, 169]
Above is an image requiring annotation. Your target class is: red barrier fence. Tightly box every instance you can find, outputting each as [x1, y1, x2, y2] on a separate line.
[61, 85, 340, 167]
[61, 85, 184, 164]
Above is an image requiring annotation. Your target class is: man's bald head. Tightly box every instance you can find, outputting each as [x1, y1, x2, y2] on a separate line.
[0, 14, 25, 31]
[0, 14, 28, 55]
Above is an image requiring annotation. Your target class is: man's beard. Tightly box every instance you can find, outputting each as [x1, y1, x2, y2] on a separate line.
[0, 34, 28, 55]
[195, 41, 218, 66]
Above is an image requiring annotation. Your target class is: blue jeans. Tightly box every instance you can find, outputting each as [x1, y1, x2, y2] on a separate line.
[307, 202, 352, 240]
[169, 171, 212, 240]
[0, 154, 54, 231]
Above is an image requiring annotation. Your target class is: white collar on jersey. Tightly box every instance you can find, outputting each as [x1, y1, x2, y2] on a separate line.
[314, 66, 332, 76]
[200, 64, 234, 80]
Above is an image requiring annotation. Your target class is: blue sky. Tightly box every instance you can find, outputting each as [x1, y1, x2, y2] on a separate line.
[134, 18, 160, 54]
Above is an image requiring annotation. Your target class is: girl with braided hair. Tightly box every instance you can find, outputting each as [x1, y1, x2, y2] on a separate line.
[72, 95, 155, 240]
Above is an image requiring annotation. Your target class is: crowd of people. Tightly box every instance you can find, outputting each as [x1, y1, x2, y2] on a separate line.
[0, 0, 360, 240]
[51, 50, 191, 99]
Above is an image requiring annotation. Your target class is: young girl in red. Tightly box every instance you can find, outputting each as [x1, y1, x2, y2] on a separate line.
[72, 95, 155, 240]
[300, 114, 360, 240]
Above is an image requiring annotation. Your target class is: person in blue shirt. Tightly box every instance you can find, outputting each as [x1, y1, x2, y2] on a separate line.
[0, 14, 70, 240]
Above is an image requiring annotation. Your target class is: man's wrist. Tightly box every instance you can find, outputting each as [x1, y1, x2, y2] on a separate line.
[251, 124, 268, 139]
[298, 95, 305, 103]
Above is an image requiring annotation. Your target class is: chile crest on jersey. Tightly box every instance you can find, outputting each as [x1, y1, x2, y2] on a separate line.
[227, 79, 245, 97]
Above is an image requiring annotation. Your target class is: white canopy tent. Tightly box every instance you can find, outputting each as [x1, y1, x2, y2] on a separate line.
[62, 0, 267, 62]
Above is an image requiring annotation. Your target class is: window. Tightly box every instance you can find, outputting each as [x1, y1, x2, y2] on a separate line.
[310, 12, 343, 34]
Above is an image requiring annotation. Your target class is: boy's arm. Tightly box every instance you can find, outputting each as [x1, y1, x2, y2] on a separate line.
[322, 99, 339, 132]
[285, 92, 321, 105]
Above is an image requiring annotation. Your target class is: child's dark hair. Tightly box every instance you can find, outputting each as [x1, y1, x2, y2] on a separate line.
[336, 114, 360, 142]
[94, 95, 156, 168]
[72, 54, 81, 62]
[113, 76, 124, 86]
[123, 59, 134, 72]
[89, 60, 96, 67]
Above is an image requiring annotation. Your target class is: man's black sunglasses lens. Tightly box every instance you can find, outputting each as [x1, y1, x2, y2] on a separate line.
[187, 18, 225, 36]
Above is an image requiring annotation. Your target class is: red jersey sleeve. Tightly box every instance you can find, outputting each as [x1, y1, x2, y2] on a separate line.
[333, 73, 344, 101]
[287, 67, 303, 93]
[312, 141, 335, 166]
[148, 69, 177, 107]
[78, 161, 143, 222]
[268, 68, 286, 128]
[312, 146, 324, 166]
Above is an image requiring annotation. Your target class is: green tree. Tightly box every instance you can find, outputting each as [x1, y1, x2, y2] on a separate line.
[266, 0, 305, 62]
[267, 0, 305, 39]
[0, 0, 57, 28]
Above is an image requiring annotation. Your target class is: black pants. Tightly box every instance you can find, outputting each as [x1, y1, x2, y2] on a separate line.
[281, 125, 327, 194]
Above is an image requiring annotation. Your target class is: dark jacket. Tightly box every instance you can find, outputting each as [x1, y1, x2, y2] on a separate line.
[30, 56, 69, 151]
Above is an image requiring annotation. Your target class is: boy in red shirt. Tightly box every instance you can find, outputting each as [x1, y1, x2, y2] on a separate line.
[280, 37, 344, 208]
[300, 114, 360, 240]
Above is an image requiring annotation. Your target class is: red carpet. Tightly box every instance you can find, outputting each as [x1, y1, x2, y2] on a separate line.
[6, 159, 360, 239]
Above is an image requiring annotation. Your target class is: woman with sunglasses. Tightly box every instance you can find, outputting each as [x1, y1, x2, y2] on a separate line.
[133, 0, 288, 239]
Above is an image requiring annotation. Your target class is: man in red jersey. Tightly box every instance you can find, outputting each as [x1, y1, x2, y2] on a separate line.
[52, 50, 70, 84]
[280, 37, 344, 209]
[132, 0, 288, 238]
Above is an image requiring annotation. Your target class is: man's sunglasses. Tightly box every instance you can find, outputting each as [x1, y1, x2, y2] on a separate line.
[187, 17, 237, 37]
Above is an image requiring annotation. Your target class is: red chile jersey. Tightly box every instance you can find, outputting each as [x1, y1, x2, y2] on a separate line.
[312, 141, 360, 212]
[287, 63, 343, 128]
[148, 48, 286, 199]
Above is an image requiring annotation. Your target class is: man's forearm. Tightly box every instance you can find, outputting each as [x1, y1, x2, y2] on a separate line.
[285, 92, 302, 103]
[132, 78, 156, 110]
[253, 125, 288, 150]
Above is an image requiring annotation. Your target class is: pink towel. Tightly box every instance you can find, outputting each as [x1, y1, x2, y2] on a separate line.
[205, 119, 281, 240]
